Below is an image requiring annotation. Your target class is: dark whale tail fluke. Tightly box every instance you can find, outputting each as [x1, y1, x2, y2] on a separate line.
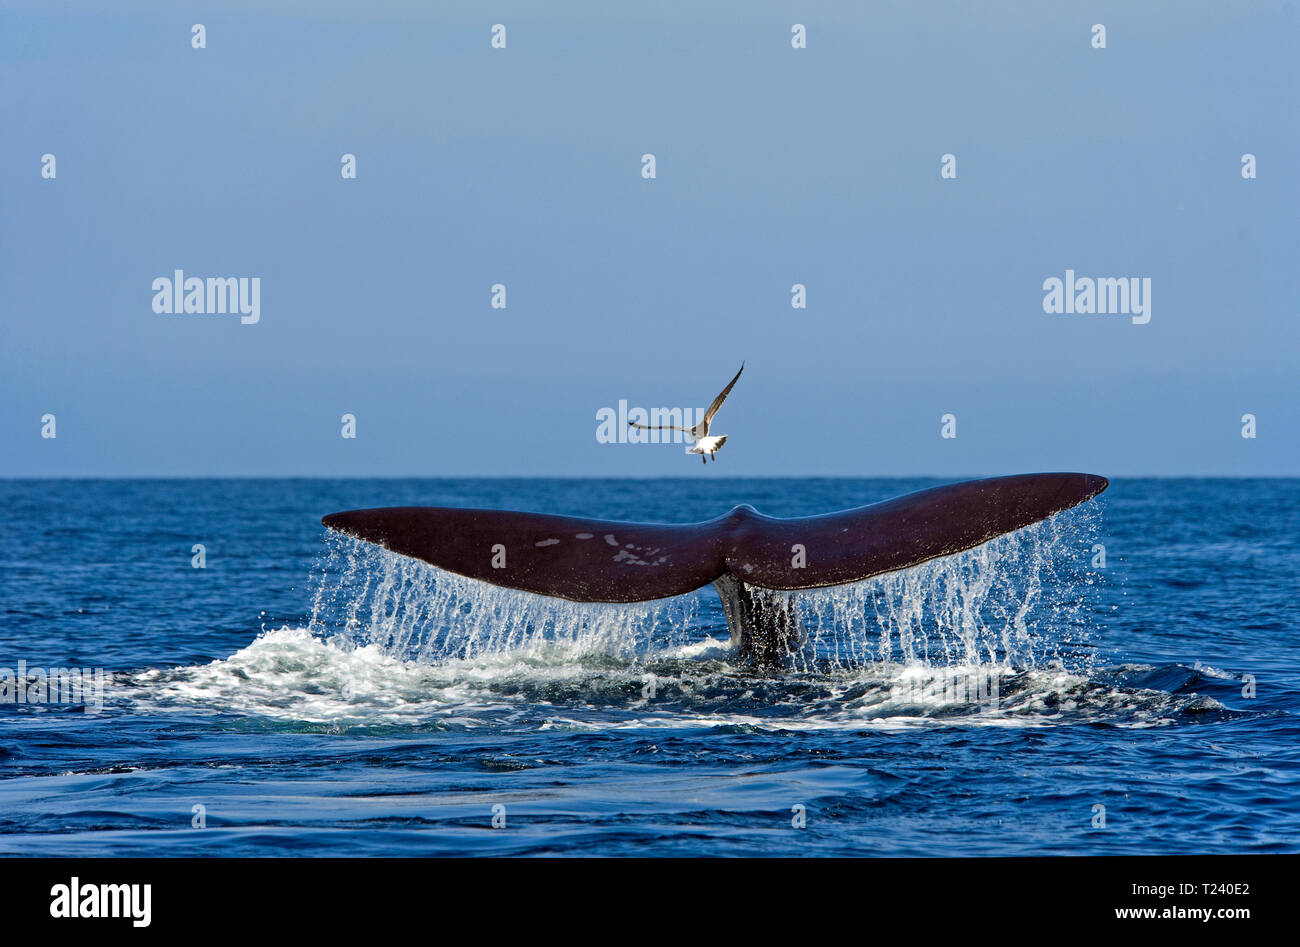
[322, 472, 1108, 668]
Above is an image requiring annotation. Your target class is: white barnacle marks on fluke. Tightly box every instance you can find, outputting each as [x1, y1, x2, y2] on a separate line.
[320, 473, 1108, 668]
[320, 505, 724, 602]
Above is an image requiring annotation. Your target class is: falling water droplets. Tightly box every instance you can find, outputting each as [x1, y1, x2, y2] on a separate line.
[781, 505, 1102, 673]
[308, 503, 1102, 674]
[309, 531, 704, 664]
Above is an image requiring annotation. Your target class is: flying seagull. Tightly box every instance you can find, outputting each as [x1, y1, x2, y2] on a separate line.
[630, 363, 744, 464]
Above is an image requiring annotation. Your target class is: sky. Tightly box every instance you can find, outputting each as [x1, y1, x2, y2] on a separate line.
[2, 1, 1297, 477]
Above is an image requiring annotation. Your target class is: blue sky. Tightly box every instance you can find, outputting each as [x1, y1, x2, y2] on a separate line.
[2, 1, 1296, 476]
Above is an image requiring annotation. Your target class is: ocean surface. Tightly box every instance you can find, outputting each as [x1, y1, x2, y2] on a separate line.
[0, 478, 1296, 857]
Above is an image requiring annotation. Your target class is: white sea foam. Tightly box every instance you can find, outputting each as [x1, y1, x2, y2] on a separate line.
[119, 625, 1211, 732]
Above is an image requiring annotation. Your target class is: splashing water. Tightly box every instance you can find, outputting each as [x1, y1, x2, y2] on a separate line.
[777, 505, 1103, 673]
[306, 504, 1104, 675]
[307, 530, 706, 665]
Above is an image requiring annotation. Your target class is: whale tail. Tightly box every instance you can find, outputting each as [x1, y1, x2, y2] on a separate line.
[322, 472, 1108, 668]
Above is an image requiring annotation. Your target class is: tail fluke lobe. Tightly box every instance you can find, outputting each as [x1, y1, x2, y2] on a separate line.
[321, 506, 727, 603]
[719, 472, 1108, 591]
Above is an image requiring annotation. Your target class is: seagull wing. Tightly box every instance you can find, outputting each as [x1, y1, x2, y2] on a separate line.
[628, 422, 695, 433]
[703, 363, 744, 425]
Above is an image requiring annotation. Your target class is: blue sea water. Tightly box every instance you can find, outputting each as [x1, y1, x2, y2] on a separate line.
[0, 477, 1296, 857]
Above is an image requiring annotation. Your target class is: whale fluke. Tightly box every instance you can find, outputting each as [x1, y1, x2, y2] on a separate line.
[322, 472, 1108, 666]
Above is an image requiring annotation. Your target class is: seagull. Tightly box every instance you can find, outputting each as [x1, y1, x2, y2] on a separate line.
[629, 363, 744, 464]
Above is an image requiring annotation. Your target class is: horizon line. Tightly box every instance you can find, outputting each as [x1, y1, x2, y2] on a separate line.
[2, 473, 1297, 481]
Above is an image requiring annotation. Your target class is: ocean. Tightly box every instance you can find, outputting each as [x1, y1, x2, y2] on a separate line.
[1, 477, 1296, 856]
